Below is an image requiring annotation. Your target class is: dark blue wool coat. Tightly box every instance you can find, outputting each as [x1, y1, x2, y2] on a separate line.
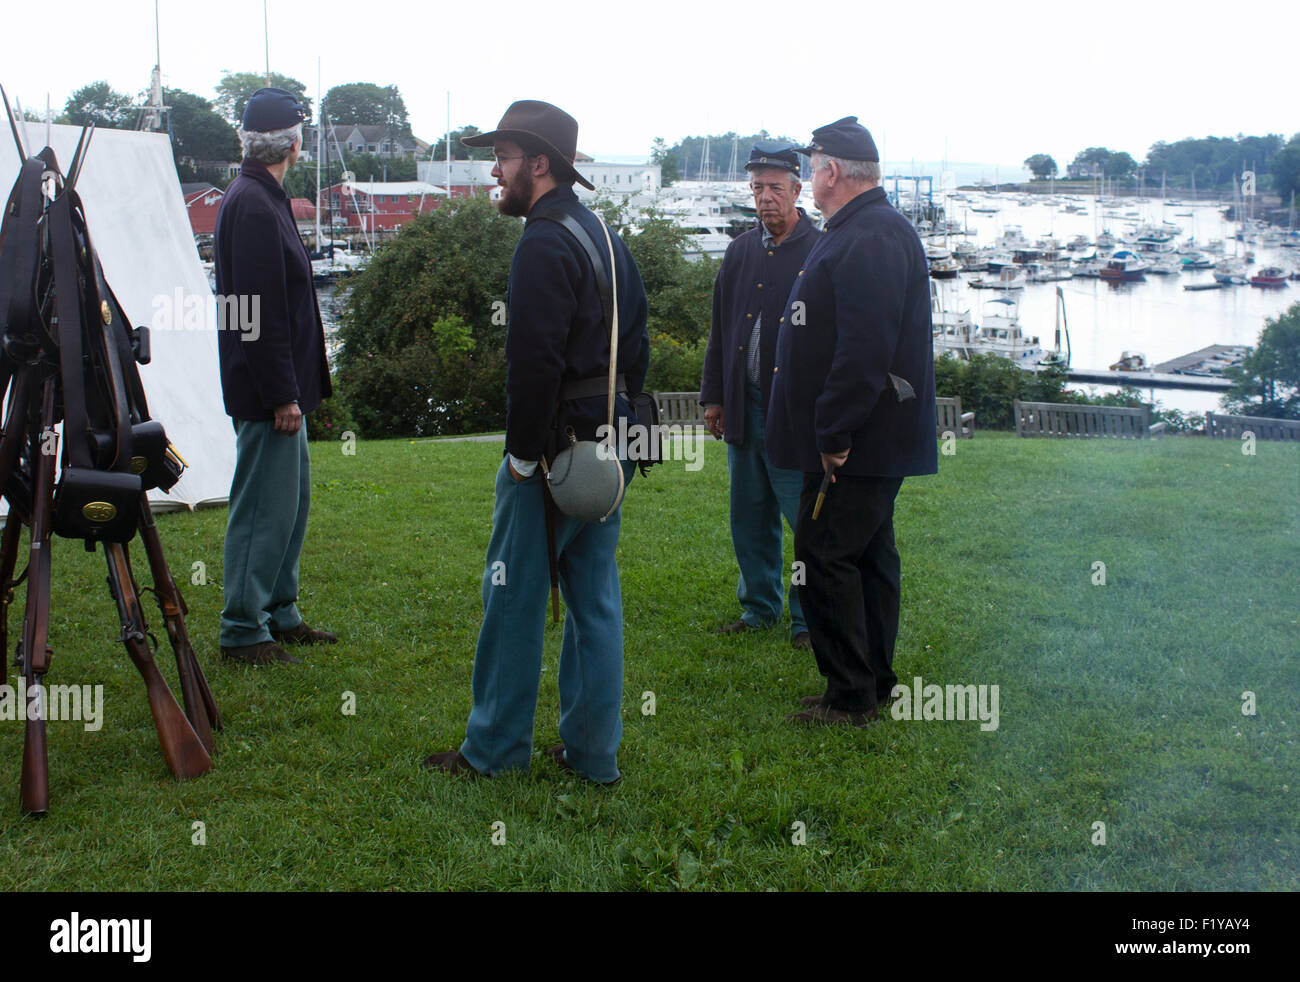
[506, 186, 649, 463]
[766, 187, 938, 478]
[213, 158, 331, 420]
[699, 210, 817, 445]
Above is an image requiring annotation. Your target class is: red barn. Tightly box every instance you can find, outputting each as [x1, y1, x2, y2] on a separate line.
[181, 183, 224, 236]
[321, 181, 448, 231]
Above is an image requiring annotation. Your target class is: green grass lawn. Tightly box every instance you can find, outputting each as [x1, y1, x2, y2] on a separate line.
[0, 431, 1295, 891]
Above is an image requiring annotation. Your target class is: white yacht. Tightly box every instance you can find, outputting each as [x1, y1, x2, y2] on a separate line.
[974, 296, 1047, 367]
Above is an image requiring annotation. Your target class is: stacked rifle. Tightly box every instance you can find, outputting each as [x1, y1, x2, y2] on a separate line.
[0, 87, 220, 815]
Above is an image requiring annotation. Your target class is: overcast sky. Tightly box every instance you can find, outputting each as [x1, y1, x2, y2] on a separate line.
[4, 0, 1296, 171]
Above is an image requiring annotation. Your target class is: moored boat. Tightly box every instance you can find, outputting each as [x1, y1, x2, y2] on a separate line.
[929, 256, 962, 279]
[1249, 266, 1289, 287]
[1109, 350, 1149, 372]
[974, 296, 1046, 367]
[968, 266, 1026, 291]
[1213, 260, 1247, 285]
[1099, 250, 1148, 281]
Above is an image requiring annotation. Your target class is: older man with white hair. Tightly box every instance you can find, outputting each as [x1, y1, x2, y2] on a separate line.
[767, 116, 937, 726]
[213, 86, 335, 666]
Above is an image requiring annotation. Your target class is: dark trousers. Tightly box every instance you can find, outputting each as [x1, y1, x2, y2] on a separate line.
[794, 473, 904, 712]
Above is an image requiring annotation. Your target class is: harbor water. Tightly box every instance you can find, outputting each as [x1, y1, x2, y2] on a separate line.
[932, 193, 1296, 415]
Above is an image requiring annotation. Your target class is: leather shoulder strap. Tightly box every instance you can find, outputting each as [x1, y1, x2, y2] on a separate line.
[529, 207, 612, 337]
[49, 191, 94, 469]
[0, 158, 48, 360]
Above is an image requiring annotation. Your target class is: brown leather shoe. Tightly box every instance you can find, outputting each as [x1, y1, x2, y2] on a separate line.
[547, 744, 621, 786]
[785, 704, 879, 728]
[791, 632, 813, 650]
[272, 621, 338, 645]
[220, 641, 301, 665]
[799, 693, 825, 707]
[718, 619, 750, 635]
[421, 750, 480, 777]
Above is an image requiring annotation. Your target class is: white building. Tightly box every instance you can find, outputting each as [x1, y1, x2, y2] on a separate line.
[417, 156, 660, 199]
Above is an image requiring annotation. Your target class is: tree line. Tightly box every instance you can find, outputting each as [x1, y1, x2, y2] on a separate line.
[51, 74, 420, 188]
[1021, 133, 1300, 198]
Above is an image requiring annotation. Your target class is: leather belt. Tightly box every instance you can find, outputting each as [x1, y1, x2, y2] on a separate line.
[561, 374, 626, 401]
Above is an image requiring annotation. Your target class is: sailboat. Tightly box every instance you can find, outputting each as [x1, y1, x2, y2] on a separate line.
[1039, 287, 1071, 369]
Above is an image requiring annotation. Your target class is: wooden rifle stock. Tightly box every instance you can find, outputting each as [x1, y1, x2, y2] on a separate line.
[18, 379, 58, 814]
[0, 370, 31, 689]
[103, 542, 211, 780]
[134, 495, 222, 748]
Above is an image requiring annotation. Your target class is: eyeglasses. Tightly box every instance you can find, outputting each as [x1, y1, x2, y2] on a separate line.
[493, 153, 536, 166]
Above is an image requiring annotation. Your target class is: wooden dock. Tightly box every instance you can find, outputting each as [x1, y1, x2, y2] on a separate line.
[1059, 367, 1231, 391]
[1152, 345, 1249, 375]
[1028, 345, 1247, 392]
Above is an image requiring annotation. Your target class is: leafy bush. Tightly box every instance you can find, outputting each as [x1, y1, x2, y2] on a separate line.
[934, 354, 1069, 429]
[336, 193, 722, 435]
[936, 356, 1204, 432]
[645, 333, 707, 393]
[306, 378, 357, 442]
[1222, 301, 1300, 419]
[342, 314, 506, 436]
[337, 196, 520, 436]
[621, 208, 717, 345]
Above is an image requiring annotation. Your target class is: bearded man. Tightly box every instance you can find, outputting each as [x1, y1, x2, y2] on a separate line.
[423, 101, 649, 785]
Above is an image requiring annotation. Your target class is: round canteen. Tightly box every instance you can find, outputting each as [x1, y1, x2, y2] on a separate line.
[546, 441, 624, 523]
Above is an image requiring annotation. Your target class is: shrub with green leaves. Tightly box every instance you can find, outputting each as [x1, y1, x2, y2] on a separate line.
[337, 196, 520, 436]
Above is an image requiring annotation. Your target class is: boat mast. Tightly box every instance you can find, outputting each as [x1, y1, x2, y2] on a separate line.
[138, 0, 168, 133]
[315, 57, 322, 249]
[264, 1, 271, 86]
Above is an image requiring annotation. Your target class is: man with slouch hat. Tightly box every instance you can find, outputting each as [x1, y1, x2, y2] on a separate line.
[423, 100, 649, 785]
[767, 117, 937, 726]
[700, 142, 817, 649]
[213, 86, 336, 666]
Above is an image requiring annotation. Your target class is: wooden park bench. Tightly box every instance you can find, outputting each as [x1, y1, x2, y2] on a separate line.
[1014, 399, 1166, 439]
[936, 396, 975, 439]
[658, 392, 975, 440]
[1205, 412, 1300, 442]
[654, 392, 707, 427]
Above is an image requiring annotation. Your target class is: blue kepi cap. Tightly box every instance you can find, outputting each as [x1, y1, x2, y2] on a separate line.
[242, 87, 309, 131]
[795, 116, 879, 162]
[745, 141, 800, 174]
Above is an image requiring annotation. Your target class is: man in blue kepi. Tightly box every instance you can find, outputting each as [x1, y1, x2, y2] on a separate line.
[767, 117, 937, 727]
[422, 100, 649, 785]
[700, 143, 817, 649]
[214, 87, 337, 666]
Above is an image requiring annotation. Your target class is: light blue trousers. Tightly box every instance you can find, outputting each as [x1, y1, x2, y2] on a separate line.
[460, 456, 634, 784]
[727, 379, 806, 637]
[220, 419, 310, 647]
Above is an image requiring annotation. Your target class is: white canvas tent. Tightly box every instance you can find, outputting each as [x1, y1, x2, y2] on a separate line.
[0, 122, 234, 511]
